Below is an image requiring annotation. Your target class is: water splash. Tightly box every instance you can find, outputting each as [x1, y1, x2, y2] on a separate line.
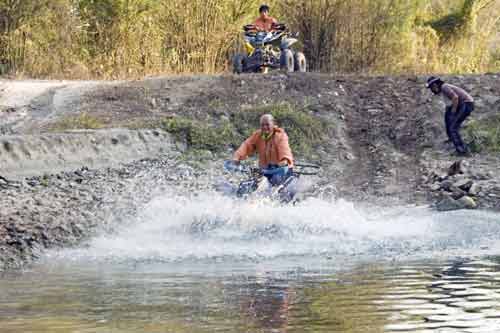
[52, 191, 500, 263]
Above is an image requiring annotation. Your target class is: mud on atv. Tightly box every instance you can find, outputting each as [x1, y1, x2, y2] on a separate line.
[232, 23, 307, 74]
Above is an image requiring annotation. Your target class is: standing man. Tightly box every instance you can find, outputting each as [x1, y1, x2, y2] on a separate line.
[427, 76, 474, 156]
[254, 4, 278, 32]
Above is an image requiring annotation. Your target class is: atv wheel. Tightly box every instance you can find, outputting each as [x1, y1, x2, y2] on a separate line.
[280, 49, 295, 73]
[294, 52, 307, 72]
[233, 54, 245, 74]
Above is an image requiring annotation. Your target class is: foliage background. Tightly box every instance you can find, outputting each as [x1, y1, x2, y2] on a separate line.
[0, 0, 499, 78]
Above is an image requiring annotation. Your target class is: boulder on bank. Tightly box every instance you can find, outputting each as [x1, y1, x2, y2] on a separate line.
[454, 179, 474, 192]
[427, 157, 500, 211]
[436, 193, 477, 212]
[448, 160, 467, 176]
[457, 196, 478, 210]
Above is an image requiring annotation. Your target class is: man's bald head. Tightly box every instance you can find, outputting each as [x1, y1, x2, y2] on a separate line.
[260, 114, 274, 124]
[260, 114, 274, 134]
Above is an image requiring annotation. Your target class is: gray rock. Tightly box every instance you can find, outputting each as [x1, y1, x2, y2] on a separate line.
[473, 173, 491, 181]
[197, 150, 213, 160]
[457, 196, 477, 210]
[344, 152, 355, 160]
[430, 183, 441, 191]
[0, 175, 8, 186]
[448, 160, 466, 176]
[437, 173, 448, 182]
[436, 194, 463, 212]
[453, 179, 473, 192]
[469, 183, 482, 196]
[436, 194, 477, 211]
[440, 180, 454, 191]
[482, 94, 500, 106]
[450, 186, 467, 200]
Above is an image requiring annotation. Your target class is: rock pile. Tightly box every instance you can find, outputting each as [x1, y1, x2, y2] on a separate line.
[425, 159, 499, 211]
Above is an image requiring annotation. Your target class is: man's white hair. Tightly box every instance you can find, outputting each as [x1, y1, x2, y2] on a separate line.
[260, 114, 275, 124]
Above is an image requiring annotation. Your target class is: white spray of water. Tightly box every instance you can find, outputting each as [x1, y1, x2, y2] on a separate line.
[54, 191, 500, 263]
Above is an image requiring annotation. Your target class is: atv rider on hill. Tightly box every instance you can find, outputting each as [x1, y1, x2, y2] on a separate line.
[232, 114, 294, 187]
[254, 4, 278, 32]
[233, 4, 306, 74]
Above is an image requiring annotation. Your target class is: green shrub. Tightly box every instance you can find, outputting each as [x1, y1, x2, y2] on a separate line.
[51, 113, 104, 131]
[161, 118, 237, 151]
[233, 103, 331, 155]
[161, 103, 332, 157]
[465, 116, 500, 153]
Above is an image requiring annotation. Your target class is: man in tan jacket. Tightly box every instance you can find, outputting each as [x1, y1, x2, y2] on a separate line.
[233, 114, 294, 186]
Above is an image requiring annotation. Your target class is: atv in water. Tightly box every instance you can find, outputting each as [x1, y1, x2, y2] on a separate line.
[219, 160, 320, 204]
[232, 23, 307, 74]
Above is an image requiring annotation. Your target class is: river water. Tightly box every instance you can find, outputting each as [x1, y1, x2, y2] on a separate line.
[2, 193, 500, 332]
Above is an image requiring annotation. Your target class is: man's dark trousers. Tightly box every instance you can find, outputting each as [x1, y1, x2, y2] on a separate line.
[445, 102, 474, 154]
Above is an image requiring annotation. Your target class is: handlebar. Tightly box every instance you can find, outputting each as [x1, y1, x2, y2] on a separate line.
[243, 24, 257, 32]
[224, 161, 321, 177]
[242, 23, 287, 33]
[272, 23, 286, 31]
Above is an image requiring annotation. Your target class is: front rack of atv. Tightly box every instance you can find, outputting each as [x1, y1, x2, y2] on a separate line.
[224, 160, 321, 177]
[293, 163, 321, 176]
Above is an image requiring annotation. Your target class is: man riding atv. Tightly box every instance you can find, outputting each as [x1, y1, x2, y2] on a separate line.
[232, 4, 307, 74]
[233, 114, 293, 185]
[254, 4, 278, 32]
[229, 114, 297, 202]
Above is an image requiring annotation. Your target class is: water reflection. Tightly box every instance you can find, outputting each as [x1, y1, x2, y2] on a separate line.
[236, 280, 293, 331]
[2, 258, 500, 332]
[382, 259, 500, 332]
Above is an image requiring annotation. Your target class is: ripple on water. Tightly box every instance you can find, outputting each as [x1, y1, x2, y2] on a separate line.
[450, 288, 497, 297]
[385, 322, 459, 331]
[468, 260, 500, 267]
[449, 301, 499, 310]
[383, 258, 500, 332]
[386, 319, 485, 331]
[459, 267, 489, 272]
[382, 293, 450, 301]
[403, 307, 461, 316]
[476, 271, 500, 278]
[426, 312, 485, 322]
[433, 297, 468, 305]
[386, 286, 428, 294]
[466, 296, 498, 302]
[440, 283, 482, 290]
[483, 310, 500, 318]
[464, 321, 500, 333]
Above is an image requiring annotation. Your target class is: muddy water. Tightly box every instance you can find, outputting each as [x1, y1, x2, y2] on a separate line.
[1, 194, 500, 332]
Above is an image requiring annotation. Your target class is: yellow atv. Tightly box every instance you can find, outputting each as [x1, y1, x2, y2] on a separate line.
[233, 23, 307, 74]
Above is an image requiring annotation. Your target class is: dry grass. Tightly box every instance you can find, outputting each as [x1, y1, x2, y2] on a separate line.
[0, 0, 499, 78]
[50, 113, 104, 131]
